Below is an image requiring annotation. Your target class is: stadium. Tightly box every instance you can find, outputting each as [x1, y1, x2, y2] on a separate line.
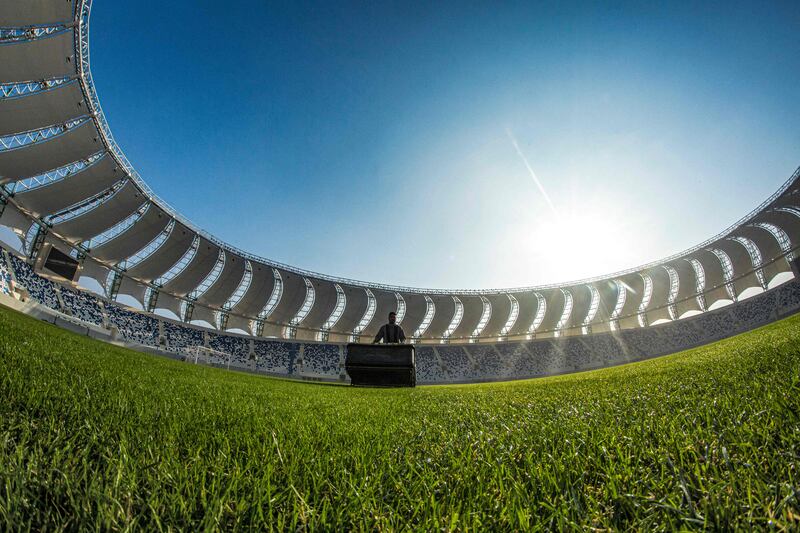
[1, 1, 799, 529]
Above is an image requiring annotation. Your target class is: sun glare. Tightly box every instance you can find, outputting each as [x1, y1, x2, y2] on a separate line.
[523, 204, 639, 283]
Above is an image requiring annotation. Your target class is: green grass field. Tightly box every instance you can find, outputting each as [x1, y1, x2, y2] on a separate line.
[1, 304, 799, 530]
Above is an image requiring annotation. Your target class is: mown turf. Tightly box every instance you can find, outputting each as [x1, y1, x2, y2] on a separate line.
[1, 305, 799, 531]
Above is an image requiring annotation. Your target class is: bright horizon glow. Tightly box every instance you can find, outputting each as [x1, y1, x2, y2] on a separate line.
[502, 134, 648, 284]
[89, 2, 800, 290]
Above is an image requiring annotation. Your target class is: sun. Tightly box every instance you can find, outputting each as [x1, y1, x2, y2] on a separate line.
[525, 203, 638, 283]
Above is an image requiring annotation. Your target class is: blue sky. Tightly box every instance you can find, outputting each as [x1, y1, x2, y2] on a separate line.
[90, 1, 800, 289]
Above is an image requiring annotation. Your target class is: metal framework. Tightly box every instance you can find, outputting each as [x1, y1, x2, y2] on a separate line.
[216, 261, 253, 330]
[223, 261, 252, 311]
[187, 250, 225, 300]
[710, 248, 737, 301]
[71, 1, 800, 296]
[351, 288, 376, 341]
[752, 222, 793, 262]
[6, 151, 106, 194]
[394, 293, 406, 324]
[81, 202, 149, 251]
[180, 299, 195, 322]
[44, 179, 127, 227]
[0, 117, 90, 152]
[23, 221, 47, 260]
[609, 280, 626, 330]
[318, 284, 346, 341]
[253, 268, 283, 336]
[554, 288, 573, 337]
[471, 295, 491, 342]
[413, 295, 435, 342]
[638, 274, 653, 327]
[153, 235, 199, 288]
[729, 236, 766, 289]
[0, 23, 73, 43]
[582, 285, 600, 334]
[23, 222, 41, 255]
[0, 77, 75, 100]
[145, 283, 159, 312]
[259, 269, 283, 319]
[688, 258, 706, 311]
[664, 265, 679, 320]
[105, 269, 122, 300]
[119, 219, 175, 271]
[774, 206, 800, 220]
[500, 294, 519, 339]
[442, 296, 463, 343]
[528, 292, 546, 338]
[285, 277, 314, 338]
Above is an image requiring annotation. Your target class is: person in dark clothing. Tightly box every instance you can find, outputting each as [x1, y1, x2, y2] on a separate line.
[373, 311, 406, 344]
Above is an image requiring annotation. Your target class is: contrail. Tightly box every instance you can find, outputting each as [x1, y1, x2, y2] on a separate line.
[506, 128, 558, 217]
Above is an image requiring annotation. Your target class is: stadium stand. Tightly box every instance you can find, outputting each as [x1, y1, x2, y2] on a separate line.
[301, 343, 341, 377]
[107, 304, 161, 348]
[162, 321, 203, 352]
[254, 339, 299, 375]
[0, 254, 13, 297]
[8, 255, 60, 311]
[208, 333, 250, 368]
[2, 245, 800, 384]
[415, 346, 446, 383]
[0, 0, 799, 387]
[465, 344, 505, 380]
[437, 346, 471, 381]
[60, 285, 105, 326]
